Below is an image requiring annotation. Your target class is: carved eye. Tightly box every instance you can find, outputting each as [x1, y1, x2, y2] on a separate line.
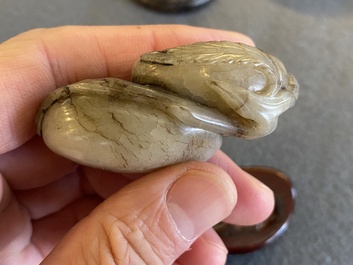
[247, 74, 266, 93]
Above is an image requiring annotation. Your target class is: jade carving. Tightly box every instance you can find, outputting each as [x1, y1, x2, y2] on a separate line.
[36, 41, 299, 173]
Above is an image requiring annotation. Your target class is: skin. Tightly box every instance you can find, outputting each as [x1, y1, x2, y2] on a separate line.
[0, 25, 274, 265]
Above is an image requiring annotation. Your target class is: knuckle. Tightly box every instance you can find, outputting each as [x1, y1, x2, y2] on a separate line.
[99, 210, 178, 265]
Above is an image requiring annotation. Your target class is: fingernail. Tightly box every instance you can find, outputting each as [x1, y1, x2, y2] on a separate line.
[166, 170, 236, 240]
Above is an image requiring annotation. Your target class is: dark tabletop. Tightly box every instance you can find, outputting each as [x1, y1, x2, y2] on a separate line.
[1, 0, 353, 264]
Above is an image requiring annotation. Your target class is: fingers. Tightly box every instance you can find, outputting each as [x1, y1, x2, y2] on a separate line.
[31, 196, 102, 257]
[1, 138, 274, 226]
[175, 229, 228, 265]
[0, 173, 33, 261]
[41, 161, 236, 264]
[0, 133, 133, 192]
[0, 25, 254, 154]
[208, 150, 275, 225]
[82, 167, 132, 198]
[0, 170, 101, 264]
[0, 136, 77, 189]
[15, 170, 83, 219]
[0, 173, 11, 213]
[1, 134, 274, 226]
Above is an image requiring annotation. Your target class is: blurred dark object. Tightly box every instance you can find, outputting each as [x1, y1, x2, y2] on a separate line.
[215, 167, 295, 253]
[134, 0, 214, 12]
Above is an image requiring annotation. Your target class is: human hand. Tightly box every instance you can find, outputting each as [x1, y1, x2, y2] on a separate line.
[0, 25, 274, 265]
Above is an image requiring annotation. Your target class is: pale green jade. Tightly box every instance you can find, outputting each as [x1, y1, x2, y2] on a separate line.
[36, 41, 299, 173]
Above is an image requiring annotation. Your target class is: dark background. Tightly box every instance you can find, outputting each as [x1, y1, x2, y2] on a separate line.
[1, 0, 352, 264]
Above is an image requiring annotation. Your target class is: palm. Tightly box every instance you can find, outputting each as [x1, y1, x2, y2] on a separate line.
[1, 136, 133, 264]
[0, 25, 271, 264]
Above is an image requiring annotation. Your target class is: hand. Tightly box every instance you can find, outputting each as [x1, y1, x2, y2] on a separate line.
[0, 25, 274, 265]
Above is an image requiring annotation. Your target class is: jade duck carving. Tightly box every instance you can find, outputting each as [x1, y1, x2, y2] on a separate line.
[36, 41, 299, 173]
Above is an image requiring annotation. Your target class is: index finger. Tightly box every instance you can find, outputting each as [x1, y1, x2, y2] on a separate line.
[0, 25, 253, 154]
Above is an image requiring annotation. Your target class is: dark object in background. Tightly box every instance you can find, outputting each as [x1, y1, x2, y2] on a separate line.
[215, 167, 295, 253]
[134, 0, 214, 12]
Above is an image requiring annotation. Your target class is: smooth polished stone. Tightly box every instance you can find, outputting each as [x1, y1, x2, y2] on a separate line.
[37, 41, 299, 173]
[133, 41, 299, 138]
[37, 79, 223, 173]
[214, 167, 295, 253]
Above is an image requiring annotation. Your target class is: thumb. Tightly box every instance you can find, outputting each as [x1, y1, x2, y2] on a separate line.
[41, 162, 237, 265]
